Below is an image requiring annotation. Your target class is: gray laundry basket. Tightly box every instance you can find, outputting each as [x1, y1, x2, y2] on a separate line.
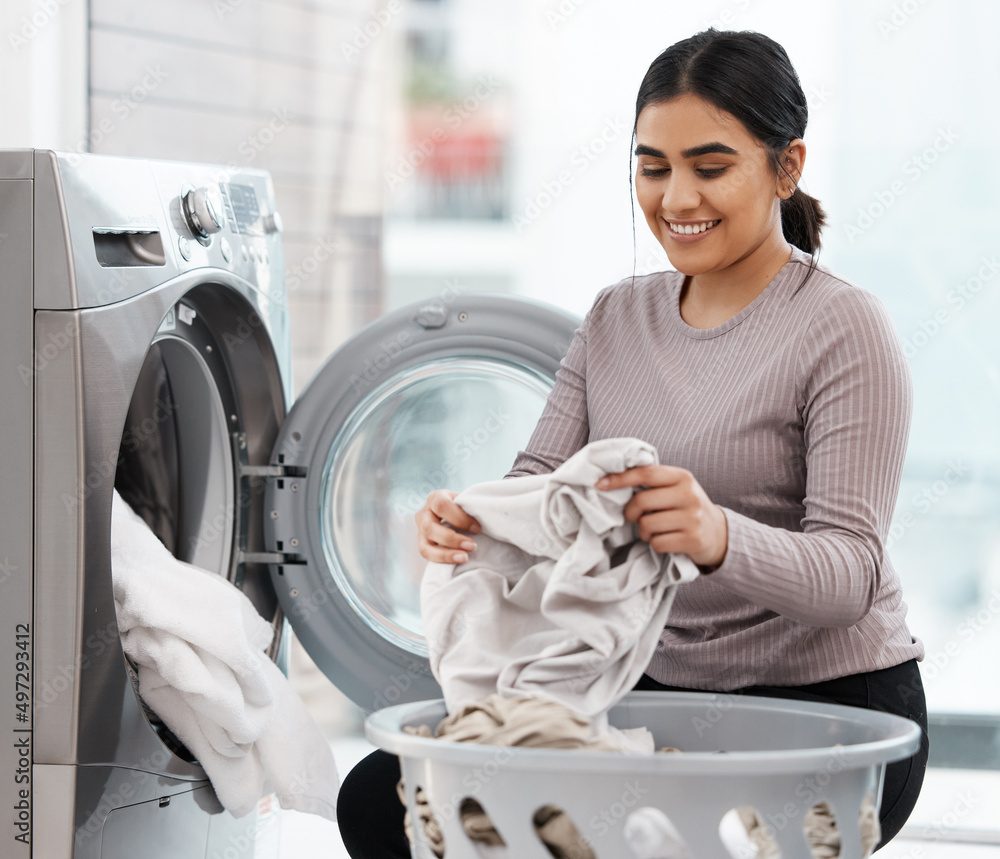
[366, 691, 922, 859]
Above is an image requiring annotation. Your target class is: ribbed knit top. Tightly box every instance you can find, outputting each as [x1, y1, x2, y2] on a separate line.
[507, 247, 924, 690]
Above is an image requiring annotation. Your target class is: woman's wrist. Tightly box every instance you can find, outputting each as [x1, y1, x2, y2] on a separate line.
[696, 505, 729, 573]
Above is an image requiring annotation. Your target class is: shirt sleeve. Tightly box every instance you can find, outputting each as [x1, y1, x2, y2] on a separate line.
[505, 304, 594, 478]
[708, 286, 913, 628]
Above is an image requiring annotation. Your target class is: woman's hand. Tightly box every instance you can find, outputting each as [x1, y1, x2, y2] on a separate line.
[596, 465, 728, 567]
[415, 489, 482, 564]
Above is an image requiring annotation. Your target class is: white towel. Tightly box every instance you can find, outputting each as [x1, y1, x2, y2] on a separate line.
[111, 490, 339, 820]
[421, 438, 700, 721]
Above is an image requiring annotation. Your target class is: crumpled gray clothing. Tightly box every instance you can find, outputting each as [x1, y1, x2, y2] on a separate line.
[422, 437, 700, 720]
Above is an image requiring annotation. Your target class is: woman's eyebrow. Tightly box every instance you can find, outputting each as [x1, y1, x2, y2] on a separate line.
[682, 142, 738, 158]
[634, 142, 739, 158]
[635, 144, 665, 157]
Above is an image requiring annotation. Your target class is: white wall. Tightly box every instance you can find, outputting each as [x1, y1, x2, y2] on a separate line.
[0, 0, 87, 149]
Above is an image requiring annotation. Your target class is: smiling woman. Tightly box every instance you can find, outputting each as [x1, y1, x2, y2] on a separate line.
[343, 29, 930, 858]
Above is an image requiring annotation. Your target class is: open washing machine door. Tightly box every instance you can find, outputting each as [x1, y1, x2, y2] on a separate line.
[264, 293, 580, 712]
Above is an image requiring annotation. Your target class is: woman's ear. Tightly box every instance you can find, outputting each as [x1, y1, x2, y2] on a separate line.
[778, 139, 806, 199]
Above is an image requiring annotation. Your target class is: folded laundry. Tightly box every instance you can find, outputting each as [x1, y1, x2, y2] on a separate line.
[111, 490, 339, 820]
[421, 437, 701, 721]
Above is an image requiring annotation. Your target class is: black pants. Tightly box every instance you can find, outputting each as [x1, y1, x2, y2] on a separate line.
[337, 659, 929, 857]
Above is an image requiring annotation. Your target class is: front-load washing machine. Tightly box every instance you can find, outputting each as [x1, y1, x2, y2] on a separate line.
[0, 149, 579, 858]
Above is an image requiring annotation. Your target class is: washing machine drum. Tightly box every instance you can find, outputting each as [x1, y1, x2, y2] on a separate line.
[265, 293, 579, 712]
[119, 290, 579, 714]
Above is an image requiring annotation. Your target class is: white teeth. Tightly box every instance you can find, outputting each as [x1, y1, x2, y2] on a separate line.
[669, 219, 719, 235]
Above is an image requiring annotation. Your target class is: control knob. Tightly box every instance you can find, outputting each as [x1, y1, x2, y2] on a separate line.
[263, 211, 283, 234]
[182, 187, 226, 237]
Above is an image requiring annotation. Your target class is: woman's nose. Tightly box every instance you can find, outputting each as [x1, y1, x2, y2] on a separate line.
[660, 170, 700, 215]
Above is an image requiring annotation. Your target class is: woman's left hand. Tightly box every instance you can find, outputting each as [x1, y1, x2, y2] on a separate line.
[596, 465, 728, 567]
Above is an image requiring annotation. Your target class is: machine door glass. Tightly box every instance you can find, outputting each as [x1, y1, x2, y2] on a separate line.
[266, 293, 580, 711]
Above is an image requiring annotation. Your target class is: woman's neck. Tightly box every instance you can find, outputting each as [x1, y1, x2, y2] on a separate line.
[679, 238, 794, 329]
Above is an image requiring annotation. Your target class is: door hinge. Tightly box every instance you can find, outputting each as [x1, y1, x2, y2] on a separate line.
[231, 432, 307, 569]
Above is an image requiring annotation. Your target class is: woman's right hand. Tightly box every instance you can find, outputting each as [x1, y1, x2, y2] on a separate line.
[415, 489, 482, 563]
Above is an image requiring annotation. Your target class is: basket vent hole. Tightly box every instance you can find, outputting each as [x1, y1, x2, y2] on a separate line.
[719, 807, 782, 858]
[405, 785, 445, 858]
[623, 806, 691, 858]
[804, 801, 840, 858]
[459, 797, 506, 853]
[857, 793, 881, 856]
[532, 804, 595, 859]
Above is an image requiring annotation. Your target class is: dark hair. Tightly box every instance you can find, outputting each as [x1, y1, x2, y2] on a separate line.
[633, 29, 826, 257]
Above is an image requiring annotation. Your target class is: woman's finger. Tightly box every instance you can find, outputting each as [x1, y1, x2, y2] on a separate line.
[430, 493, 482, 534]
[623, 485, 685, 521]
[596, 464, 685, 491]
[426, 519, 477, 552]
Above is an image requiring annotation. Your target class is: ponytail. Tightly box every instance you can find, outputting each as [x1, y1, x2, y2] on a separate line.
[780, 187, 827, 256]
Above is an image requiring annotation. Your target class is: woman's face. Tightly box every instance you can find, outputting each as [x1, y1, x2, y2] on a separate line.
[634, 94, 794, 278]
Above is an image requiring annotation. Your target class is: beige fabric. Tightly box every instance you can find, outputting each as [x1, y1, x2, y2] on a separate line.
[422, 438, 698, 720]
[397, 694, 689, 857]
[859, 793, 881, 856]
[434, 693, 625, 751]
[737, 807, 781, 858]
[460, 798, 506, 847]
[804, 802, 840, 858]
[533, 804, 596, 859]
[398, 695, 614, 856]
[397, 782, 445, 858]
[737, 796, 881, 859]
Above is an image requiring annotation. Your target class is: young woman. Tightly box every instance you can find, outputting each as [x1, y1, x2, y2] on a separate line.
[340, 29, 929, 855]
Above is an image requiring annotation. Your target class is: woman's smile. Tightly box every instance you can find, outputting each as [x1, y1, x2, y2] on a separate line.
[664, 218, 722, 242]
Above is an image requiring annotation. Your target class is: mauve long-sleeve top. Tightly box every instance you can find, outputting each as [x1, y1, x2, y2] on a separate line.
[507, 246, 924, 689]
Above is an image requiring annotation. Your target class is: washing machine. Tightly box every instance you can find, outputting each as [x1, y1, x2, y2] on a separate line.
[0, 149, 579, 858]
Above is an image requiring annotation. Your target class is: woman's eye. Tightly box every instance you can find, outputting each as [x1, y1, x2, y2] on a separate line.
[640, 166, 669, 177]
[697, 167, 727, 178]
